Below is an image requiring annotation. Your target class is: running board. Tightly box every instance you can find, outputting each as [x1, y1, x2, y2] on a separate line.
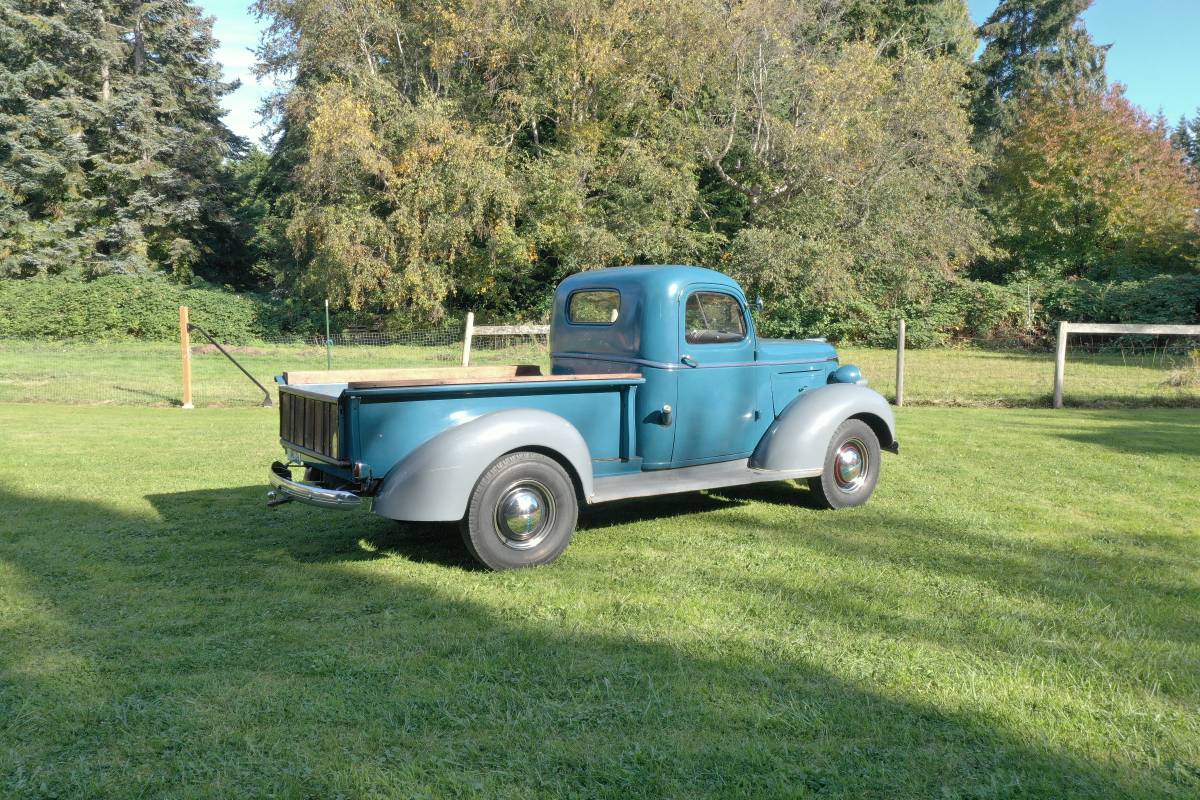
[588, 459, 821, 504]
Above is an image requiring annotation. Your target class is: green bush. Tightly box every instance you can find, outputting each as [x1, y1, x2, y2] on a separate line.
[753, 277, 1033, 348]
[1044, 274, 1200, 325]
[0, 277, 286, 343]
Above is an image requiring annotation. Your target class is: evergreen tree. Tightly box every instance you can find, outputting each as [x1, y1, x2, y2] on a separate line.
[0, 1, 114, 275]
[1170, 112, 1200, 168]
[845, 0, 977, 61]
[973, 0, 1109, 136]
[0, 0, 244, 279]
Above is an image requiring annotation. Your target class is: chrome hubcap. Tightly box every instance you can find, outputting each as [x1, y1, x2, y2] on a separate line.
[834, 438, 869, 492]
[495, 481, 555, 549]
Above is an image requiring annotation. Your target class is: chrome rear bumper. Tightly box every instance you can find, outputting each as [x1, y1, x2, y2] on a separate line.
[267, 461, 363, 510]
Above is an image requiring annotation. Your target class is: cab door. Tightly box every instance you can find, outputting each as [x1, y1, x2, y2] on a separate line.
[671, 286, 765, 465]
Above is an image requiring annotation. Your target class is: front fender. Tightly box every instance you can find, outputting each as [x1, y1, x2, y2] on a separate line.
[371, 408, 594, 522]
[751, 383, 896, 472]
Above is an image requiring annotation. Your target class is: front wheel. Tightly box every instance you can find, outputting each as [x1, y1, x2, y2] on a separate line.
[807, 419, 881, 509]
[460, 451, 579, 570]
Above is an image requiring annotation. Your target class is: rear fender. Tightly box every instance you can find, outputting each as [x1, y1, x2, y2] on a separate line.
[371, 408, 593, 522]
[751, 384, 896, 472]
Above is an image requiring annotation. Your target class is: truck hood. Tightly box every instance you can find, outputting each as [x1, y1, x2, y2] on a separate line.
[757, 338, 837, 364]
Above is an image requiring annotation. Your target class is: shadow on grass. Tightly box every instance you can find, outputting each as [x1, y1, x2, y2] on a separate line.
[1, 484, 1195, 797]
[1004, 411, 1200, 457]
[113, 385, 182, 406]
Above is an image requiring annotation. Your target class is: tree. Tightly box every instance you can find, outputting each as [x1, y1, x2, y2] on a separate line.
[0, 1, 115, 275]
[973, 0, 1109, 136]
[252, 0, 989, 330]
[986, 85, 1200, 277]
[0, 0, 244, 280]
[706, 39, 989, 340]
[844, 0, 977, 60]
[1170, 112, 1200, 168]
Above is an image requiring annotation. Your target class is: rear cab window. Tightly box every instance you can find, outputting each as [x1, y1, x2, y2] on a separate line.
[568, 290, 621, 324]
[685, 292, 746, 344]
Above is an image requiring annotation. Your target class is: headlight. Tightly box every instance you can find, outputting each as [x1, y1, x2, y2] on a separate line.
[829, 364, 867, 385]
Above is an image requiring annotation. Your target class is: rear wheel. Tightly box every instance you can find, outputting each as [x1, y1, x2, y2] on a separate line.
[807, 419, 881, 509]
[460, 451, 579, 570]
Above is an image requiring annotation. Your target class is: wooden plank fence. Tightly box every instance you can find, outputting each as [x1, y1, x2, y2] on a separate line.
[461, 314, 551, 366]
[1053, 322, 1200, 408]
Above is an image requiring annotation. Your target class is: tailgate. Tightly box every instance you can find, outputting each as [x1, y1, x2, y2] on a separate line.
[279, 388, 343, 463]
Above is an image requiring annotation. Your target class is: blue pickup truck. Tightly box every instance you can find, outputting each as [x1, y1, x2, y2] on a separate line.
[268, 265, 897, 569]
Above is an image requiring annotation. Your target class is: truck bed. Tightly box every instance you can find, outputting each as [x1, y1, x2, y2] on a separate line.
[277, 365, 645, 475]
[281, 364, 639, 395]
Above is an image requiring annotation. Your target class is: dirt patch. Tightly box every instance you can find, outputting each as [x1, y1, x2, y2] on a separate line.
[191, 344, 266, 356]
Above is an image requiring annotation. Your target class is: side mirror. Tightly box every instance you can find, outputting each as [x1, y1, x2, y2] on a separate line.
[754, 296, 765, 311]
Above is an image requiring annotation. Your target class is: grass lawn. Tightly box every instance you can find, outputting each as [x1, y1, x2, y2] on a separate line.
[1, 404, 1198, 798]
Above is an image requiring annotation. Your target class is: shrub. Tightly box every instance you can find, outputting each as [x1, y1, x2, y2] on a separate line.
[0, 277, 286, 343]
[1044, 275, 1200, 325]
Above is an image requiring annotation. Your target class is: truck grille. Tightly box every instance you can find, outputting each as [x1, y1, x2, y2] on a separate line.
[279, 391, 340, 461]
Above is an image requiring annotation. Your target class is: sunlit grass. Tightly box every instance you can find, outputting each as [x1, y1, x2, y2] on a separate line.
[1, 404, 1197, 798]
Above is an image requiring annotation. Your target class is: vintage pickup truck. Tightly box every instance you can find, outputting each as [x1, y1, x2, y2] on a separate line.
[268, 265, 897, 569]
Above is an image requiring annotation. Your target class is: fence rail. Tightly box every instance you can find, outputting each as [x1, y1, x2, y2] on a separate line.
[1051, 321, 1200, 408]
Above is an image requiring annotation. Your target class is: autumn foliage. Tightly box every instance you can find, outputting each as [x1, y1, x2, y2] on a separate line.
[989, 85, 1200, 275]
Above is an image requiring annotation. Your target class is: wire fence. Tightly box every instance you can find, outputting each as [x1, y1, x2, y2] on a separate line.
[0, 327, 552, 408]
[843, 334, 1200, 408]
[1, 331, 1196, 408]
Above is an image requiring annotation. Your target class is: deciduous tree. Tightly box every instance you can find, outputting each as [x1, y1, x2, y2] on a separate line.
[987, 85, 1200, 276]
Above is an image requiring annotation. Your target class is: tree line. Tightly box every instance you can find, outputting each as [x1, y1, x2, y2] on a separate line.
[1, 0, 1198, 342]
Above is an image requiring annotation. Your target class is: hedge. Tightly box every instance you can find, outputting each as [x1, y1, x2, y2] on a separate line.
[3, 270, 1196, 346]
[0, 276, 285, 343]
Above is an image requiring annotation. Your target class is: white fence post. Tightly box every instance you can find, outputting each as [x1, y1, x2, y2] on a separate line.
[894, 319, 906, 407]
[1053, 321, 1069, 409]
[461, 312, 475, 367]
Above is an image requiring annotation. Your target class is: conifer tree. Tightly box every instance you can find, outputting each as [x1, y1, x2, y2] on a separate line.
[973, 0, 1109, 136]
[1170, 112, 1200, 168]
[0, 1, 113, 275]
[846, 0, 977, 61]
[0, 0, 243, 279]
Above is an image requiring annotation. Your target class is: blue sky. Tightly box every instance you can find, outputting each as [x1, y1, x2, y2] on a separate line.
[200, 0, 1200, 142]
[199, 0, 268, 143]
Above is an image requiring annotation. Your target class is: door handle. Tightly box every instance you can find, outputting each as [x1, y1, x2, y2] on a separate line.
[680, 355, 698, 368]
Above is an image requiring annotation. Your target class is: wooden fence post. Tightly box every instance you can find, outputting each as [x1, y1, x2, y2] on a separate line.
[894, 319, 906, 407]
[1053, 321, 1068, 409]
[461, 312, 475, 367]
[179, 305, 193, 409]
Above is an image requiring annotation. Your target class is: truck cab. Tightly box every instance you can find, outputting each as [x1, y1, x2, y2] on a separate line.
[551, 266, 843, 468]
[268, 265, 897, 570]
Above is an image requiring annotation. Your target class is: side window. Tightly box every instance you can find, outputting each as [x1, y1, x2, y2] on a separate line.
[568, 290, 620, 324]
[685, 292, 747, 344]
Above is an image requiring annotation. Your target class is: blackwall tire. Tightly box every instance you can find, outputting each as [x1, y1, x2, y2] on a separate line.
[807, 419, 881, 510]
[460, 451, 579, 570]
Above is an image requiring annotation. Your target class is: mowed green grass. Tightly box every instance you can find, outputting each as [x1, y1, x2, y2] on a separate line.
[1, 340, 1197, 408]
[1, 404, 1198, 798]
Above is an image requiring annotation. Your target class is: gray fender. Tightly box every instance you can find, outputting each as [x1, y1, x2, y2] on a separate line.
[750, 383, 896, 472]
[371, 408, 593, 522]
